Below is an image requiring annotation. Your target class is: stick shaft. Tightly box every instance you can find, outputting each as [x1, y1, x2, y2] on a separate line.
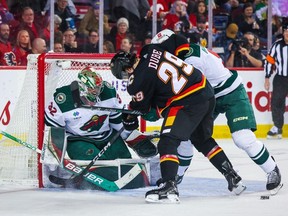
[0, 130, 42, 154]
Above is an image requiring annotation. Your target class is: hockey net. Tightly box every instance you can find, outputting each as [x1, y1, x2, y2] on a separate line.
[0, 53, 147, 188]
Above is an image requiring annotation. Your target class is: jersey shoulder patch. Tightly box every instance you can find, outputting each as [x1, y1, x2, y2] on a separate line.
[53, 84, 75, 112]
[185, 43, 201, 58]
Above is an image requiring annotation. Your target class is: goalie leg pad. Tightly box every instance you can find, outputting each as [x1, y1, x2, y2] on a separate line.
[126, 130, 158, 158]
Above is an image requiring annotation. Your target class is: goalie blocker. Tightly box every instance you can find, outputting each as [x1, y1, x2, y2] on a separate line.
[125, 130, 158, 158]
[42, 127, 160, 189]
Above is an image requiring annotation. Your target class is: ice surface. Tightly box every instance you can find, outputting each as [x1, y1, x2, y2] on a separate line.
[0, 139, 287, 216]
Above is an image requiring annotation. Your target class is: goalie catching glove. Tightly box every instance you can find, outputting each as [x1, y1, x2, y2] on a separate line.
[125, 130, 158, 158]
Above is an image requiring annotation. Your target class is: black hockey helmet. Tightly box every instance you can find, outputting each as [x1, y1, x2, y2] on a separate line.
[110, 51, 136, 80]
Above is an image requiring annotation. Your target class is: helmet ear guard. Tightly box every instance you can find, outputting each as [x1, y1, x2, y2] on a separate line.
[110, 51, 136, 80]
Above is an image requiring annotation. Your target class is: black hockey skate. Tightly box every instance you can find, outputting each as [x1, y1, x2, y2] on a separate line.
[267, 166, 283, 195]
[222, 161, 246, 195]
[145, 180, 180, 203]
[156, 175, 183, 186]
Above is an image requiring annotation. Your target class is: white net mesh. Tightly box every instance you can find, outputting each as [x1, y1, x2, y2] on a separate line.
[0, 53, 132, 187]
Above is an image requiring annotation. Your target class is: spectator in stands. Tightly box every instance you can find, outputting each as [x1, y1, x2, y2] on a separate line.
[214, 23, 242, 63]
[9, 0, 46, 20]
[81, 29, 99, 53]
[53, 41, 64, 53]
[43, 15, 62, 47]
[0, 2, 15, 25]
[162, 0, 192, 32]
[43, 0, 77, 16]
[54, 30, 64, 46]
[51, 0, 77, 32]
[106, 17, 132, 52]
[145, 0, 172, 35]
[63, 29, 81, 53]
[78, 0, 111, 37]
[189, 0, 208, 27]
[146, 0, 171, 21]
[234, 2, 261, 37]
[10, 7, 43, 46]
[119, 36, 133, 53]
[111, 0, 150, 41]
[103, 40, 115, 53]
[226, 31, 263, 67]
[0, 23, 16, 66]
[30, 38, 47, 54]
[186, 14, 208, 47]
[13, 30, 32, 66]
[252, 34, 266, 62]
[223, 0, 244, 23]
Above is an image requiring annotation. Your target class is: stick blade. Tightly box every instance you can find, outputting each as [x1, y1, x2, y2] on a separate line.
[49, 174, 83, 188]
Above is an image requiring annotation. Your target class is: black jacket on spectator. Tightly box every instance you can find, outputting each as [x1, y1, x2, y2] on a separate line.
[81, 42, 99, 53]
[52, 2, 76, 32]
[64, 43, 82, 53]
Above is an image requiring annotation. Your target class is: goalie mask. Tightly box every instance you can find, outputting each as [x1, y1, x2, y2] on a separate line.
[110, 51, 136, 80]
[78, 67, 103, 102]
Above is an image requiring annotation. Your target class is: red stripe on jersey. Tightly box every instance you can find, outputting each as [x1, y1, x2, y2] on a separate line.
[160, 75, 206, 114]
[168, 106, 183, 116]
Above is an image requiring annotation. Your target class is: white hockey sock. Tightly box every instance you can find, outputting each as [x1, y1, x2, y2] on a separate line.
[177, 140, 194, 177]
[232, 129, 276, 173]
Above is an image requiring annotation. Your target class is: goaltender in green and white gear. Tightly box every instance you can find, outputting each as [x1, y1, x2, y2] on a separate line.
[43, 67, 158, 189]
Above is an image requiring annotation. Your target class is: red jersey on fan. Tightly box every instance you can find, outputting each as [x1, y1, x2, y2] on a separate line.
[0, 40, 16, 66]
[162, 13, 181, 30]
[147, 0, 173, 16]
[13, 46, 30, 66]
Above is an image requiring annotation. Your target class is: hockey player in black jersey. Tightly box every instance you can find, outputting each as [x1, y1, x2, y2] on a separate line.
[110, 46, 245, 203]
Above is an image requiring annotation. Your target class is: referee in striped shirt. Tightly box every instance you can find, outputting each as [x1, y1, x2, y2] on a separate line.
[264, 22, 288, 139]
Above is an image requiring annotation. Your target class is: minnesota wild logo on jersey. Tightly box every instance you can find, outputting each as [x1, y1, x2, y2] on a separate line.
[80, 114, 108, 132]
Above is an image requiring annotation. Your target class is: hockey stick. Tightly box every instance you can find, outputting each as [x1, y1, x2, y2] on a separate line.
[70, 81, 144, 115]
[0, 130, 143, 191]
[51, 126, 125, 186]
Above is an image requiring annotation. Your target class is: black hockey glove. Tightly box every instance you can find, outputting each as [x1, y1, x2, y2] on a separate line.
[122, 114, 139, 131]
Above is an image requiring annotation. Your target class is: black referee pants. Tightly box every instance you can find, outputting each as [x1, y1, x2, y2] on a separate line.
[271, 74, 288, 128]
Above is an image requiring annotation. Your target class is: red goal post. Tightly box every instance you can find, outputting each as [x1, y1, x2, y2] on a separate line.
[0, 53, 146, 188]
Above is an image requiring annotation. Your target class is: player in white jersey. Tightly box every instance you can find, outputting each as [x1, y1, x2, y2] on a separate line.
[44, 66, 156, 189]
[150, 29, 282, 194]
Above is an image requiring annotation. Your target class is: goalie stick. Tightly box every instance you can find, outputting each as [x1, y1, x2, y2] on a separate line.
[71, 81, 143, 115]
[0, 130, 143, 191]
